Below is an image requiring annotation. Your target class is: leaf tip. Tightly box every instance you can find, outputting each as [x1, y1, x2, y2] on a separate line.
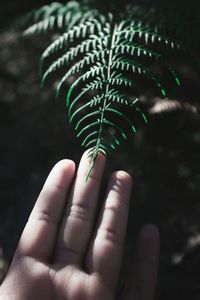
[176, 77, 181, 87]
[56, 86, 61, 99]
[161, 88, 167, 97]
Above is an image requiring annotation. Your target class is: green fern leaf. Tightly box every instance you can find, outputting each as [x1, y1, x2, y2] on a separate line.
[23, 1, 100, 36]
[41, 35, 110, 84]
[21, 2, 183, 180]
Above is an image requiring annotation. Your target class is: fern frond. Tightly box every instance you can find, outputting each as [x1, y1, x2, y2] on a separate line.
[56, 49, 108, 90]
[41, 34, 110, 83]
[24, 2, 78, 35]
[23, 1, 100, 36]
[22, 2, 183, 180]
[67, 81, 105, 109]
[40, 18, 105, 65]
[58, 62, 107, 100]
[70, 93, 108, 119]
[113, 43, 162, 59]
[106, 107, 137, 133]
[124, 2, 200, 51]
[117, 21, 180, 49]
[109, 72, 134, 85]
[111, 56, 167, 97]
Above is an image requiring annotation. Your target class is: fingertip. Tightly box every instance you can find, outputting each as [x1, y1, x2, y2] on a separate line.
[77, 149, 107, 180]
[54, 159, 76, 170]
[110, 170, 133, 192]
[45, 159, 76, 188]
[83, 148, 107, 163]
[115, 170, 133, 184]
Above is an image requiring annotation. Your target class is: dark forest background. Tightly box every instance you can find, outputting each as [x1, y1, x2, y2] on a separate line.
[0, 1, 200, 299]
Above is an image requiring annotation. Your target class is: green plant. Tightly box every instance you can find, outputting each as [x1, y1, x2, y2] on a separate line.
[20, 0, 188, 180]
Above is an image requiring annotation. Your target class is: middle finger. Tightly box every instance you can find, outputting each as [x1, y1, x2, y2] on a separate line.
[54, 149, 106, 266]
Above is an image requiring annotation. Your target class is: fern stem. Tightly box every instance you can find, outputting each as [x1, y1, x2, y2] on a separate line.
[86, 23, 118, 181]
[98, 23, 118, 139]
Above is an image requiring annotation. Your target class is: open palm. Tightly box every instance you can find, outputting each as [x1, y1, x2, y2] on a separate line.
[0, 150, 159, 300]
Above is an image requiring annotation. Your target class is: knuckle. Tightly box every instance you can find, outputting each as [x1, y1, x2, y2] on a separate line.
[96, 227, 123, 249]
[68, 202, 93, 223]
[29, 210, 58, 225]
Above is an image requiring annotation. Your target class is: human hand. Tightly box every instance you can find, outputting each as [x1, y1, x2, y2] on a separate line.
[0, 150, 160, 300]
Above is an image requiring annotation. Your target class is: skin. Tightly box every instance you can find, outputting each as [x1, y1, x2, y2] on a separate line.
[0, 150, 160, 300]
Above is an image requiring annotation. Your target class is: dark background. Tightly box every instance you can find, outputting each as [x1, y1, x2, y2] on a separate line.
[0, 1, 200, 299]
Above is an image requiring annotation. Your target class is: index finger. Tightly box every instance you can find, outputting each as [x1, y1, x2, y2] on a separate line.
[15, 159, 75, 262]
